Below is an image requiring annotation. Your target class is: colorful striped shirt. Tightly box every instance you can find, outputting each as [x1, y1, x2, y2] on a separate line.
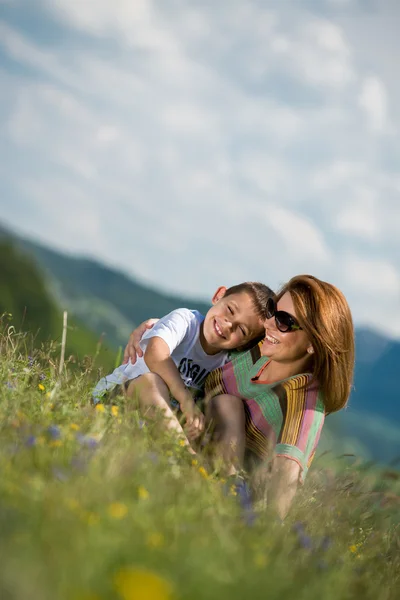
[204, 343, 325, 481]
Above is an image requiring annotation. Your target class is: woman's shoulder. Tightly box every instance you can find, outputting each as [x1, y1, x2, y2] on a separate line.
[275, 373, 325, 413]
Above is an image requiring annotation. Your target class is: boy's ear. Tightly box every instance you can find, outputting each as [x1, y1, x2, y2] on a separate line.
[211, 286, 227, 305]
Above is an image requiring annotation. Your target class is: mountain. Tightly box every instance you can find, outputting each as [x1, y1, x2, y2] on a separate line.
[0, 237, 116, 372]
[1, 223, 399, 463]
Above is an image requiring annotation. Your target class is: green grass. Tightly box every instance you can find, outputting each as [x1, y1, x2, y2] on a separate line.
[0, 327, 399, 600]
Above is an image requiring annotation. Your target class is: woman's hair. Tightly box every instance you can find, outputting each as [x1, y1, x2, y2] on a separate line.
[276, 275, 355, 414]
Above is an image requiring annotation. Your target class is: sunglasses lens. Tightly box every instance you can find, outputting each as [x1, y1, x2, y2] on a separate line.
[275, 313, 290, 333]
[266, 297, 275, 319]
[276, 311, 302, 333]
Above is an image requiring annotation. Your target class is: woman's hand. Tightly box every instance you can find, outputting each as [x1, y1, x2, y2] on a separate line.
[122, 319, 159, 364]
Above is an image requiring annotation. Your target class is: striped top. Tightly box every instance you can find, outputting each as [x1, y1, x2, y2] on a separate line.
[204, 342, 325, 481]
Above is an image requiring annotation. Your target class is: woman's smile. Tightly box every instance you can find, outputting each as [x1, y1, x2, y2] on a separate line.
[264, 331, 280, 345]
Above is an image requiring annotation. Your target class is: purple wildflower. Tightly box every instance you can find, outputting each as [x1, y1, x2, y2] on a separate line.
[28, 356, 34, 367]
[52, 467, 69, 482]
[47, 425, 61, 440]
[298, 533, 313, 550]
[319, 536, 332, 552]
[76, 433, 98, 448]
[292, 521, 306, 534]
[39, 373, 46, 381]
[6, 381, 16, 390]
[25, 435, 36, 448]
[146, 452, 159, 464]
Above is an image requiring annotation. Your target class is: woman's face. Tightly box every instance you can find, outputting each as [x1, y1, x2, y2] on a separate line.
[260, 291, 312, 362]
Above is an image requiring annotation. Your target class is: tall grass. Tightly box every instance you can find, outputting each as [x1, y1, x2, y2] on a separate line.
[0, 324, 399, 600]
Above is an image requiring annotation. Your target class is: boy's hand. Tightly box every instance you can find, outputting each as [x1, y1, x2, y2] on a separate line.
[123, 319, 159, 364]
[180, 398, 205, 439]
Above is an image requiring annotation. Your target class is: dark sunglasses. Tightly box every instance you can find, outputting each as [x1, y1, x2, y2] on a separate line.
[266, 297, 303, 333]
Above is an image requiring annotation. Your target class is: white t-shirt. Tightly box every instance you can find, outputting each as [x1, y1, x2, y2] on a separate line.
[92, 309, 229, 402]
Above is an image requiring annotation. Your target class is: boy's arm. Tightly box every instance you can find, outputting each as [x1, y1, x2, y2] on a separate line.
[144, 337, 204, 429]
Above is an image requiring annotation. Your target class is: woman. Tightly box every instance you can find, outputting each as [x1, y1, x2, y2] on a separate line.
[124, 275, 355, 518]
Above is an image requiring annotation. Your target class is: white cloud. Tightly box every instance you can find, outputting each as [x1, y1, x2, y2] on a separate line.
[334, 187, 380, 240]
[274, 17, 353, 89]
[358, 75, 388, 132]
[268, 207, 331, 264]
[343, 256, 400, 298]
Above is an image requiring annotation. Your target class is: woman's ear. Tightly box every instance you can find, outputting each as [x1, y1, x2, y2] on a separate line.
[211, 286, 227, 305]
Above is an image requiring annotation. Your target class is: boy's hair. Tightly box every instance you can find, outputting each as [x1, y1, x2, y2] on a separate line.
[223, 282, 274, 321]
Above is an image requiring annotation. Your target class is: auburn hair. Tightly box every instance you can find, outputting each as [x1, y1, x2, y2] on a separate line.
[275, 275, 355, 414]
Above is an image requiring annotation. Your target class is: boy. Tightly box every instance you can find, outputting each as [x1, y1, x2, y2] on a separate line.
[92, 282, 272, 445]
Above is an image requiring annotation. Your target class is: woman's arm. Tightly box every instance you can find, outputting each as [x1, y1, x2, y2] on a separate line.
[268, 457, 300, 520]
[122, 319, 159, 364]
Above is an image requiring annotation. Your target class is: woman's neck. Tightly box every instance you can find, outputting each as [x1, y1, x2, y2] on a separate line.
[259, 355, 312, 383]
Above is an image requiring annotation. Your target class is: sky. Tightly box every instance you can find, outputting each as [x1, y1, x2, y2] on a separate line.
[0, 0, 399, 339]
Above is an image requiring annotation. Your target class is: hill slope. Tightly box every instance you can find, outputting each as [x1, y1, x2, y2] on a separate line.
[0, 239, 115, 372]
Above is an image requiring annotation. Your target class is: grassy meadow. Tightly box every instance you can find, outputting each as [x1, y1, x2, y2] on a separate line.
[0, 322, 399, 600]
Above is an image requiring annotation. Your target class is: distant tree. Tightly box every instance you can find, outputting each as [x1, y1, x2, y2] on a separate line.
[0, 241, 114, 371]
[0, 241, 58, 342]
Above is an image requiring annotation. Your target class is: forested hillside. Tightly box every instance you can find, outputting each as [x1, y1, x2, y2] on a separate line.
[0, 241, 115, 372]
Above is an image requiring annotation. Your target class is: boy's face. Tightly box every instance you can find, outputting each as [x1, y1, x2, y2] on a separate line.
[202, 287, 264, 353]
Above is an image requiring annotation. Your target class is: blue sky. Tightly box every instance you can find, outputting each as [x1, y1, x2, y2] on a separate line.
[1, 0, 399, 338]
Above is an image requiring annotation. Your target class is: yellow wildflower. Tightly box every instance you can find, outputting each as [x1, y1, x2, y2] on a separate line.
[49, 440, 62, 448]
[70, 423, 80, 431]
[138, 486, 149, 500]
[114, 567, 173, 600]
[108, 502, 128, 519]
[86, 512, 100, 526]
[46, 392, 52, 399]
[198, 466, 208, 479]
[178, 439, 186, 447]
[230, 485, 237, 496]
[38, 383, 45, 391]
[254, 553, 269, 568]
[111, 405, 119, 416]
[37, 436, 45, 446]
[146, 532, 165, 548]
[349, 544, 361, 554]
[95, 404, 105, 413]
[66, 498, 80, 511]
[191, 459, 198, 466]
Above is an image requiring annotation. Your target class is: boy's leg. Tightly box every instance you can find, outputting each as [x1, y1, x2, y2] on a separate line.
[126, 373, 195, 453]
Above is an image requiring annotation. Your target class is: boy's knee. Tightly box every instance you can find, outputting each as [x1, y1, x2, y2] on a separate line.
[138, 372, 167, 391]
[126, 372, 169, 404]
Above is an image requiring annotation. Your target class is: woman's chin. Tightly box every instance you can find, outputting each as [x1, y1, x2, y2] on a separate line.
[260, 340, 274, 356]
